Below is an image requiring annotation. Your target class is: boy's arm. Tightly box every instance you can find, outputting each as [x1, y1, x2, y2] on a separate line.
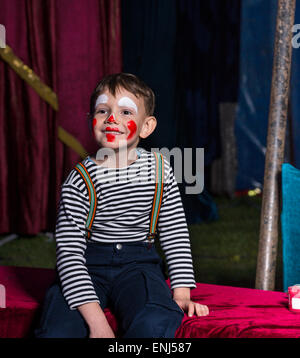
[55, 183, 99, 310]
[157, 159, 208, 316]
[77, 302, 115, 338]
[157, 160, 197, 290]
[55, 182, 117, 335]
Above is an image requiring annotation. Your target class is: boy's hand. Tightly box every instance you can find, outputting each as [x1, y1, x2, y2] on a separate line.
[89, 322, 115, 338]
[173, 287, 209, 317]
[174, 298, 209, 317]
[77, 301, 116, 338]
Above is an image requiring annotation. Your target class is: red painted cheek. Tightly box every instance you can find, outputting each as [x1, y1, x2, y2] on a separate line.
[106, 133, 116, 142]
[126, 120, 137, 140]
[92, 118, 97, 138]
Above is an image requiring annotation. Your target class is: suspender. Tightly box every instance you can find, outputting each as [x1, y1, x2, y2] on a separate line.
[74, 162, 98, 240]
[74, 152, 164, 243]
[146, 151, 164, 243]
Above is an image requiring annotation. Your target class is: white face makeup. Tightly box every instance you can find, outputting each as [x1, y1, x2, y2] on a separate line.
[95, 94, 108, 109]
[118, 96, 138, 114]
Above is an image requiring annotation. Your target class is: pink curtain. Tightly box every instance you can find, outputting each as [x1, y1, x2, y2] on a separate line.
[0, 0, 122, 235]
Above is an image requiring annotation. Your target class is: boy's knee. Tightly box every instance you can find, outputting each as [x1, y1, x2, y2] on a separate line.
[34, 283, 88, 338]
[34, 325, 76, 338]
[123, 303, 184, 338]
[34, 312, 88, 338]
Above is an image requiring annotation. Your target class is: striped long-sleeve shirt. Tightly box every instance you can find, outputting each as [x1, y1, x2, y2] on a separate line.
[55, 147, 196, 310]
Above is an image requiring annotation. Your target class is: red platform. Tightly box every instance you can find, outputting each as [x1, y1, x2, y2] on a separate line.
[1, 265, 300, 338]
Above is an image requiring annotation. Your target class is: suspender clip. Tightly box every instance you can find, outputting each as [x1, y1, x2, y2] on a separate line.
[146, 231, 158, 249]
[147, 232, 158, 241]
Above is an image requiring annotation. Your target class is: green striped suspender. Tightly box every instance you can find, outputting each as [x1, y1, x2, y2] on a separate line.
[146, 152, 164, 244]
[74, 152, 164, 243]
[74, 162, 98, 241]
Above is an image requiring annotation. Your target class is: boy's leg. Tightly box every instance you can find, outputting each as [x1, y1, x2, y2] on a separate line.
[110, 264, 184, 338]
[34, 281, 88, 338]
[34, 279, 108, 338]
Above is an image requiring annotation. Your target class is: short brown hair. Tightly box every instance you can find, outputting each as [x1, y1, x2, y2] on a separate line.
[88, 73, 155, 129]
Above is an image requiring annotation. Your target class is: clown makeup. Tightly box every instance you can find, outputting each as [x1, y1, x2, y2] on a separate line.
[126, 120, 137, 140]
[93, 92, 142, 144]
[95, 94, 108, 109]
[118, 96, 138, 114]
[92, 118, 97, 129]
[92, 118, 97, 138]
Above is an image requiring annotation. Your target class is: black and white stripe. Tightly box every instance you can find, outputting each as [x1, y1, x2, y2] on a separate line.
[55, 147, 196, 309]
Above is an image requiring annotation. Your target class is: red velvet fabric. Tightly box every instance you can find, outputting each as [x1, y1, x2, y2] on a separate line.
[0, 266, 57, 338]
[0, 0, 59, 235]
[176, 282, 300, 338]
[0, 0, 122, 235]
[1, 265, 300, 338]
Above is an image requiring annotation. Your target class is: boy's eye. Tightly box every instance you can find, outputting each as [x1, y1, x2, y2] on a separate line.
[122, 110, 132, 115]
[96, 109, 107, 115]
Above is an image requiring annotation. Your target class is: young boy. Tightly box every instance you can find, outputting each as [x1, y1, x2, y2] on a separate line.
[35, 73, 208, 338]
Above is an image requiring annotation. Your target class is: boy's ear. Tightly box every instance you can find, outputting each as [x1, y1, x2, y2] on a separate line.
[139, 116, 157, 139]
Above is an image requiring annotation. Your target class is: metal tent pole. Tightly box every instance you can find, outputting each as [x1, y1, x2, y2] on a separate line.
[255, 0, 296, 290]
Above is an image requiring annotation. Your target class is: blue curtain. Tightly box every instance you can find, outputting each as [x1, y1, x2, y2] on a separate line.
[236, 1, 300, 191]
[175, 0, 240, 164]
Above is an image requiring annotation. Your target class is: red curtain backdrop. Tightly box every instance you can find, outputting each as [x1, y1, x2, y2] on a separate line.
[0, 0, 122, 235]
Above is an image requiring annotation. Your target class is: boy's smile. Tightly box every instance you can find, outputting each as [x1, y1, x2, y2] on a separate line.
[92, 88, 154, 150]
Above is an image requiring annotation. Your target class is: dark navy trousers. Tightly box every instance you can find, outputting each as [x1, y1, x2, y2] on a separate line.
[34, 242, 184, 338]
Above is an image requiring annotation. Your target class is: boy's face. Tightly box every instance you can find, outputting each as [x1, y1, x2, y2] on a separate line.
[92, 87, 156, 151]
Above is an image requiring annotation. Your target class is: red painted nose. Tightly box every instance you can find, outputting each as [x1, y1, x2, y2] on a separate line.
[107, 114, 115, 123]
